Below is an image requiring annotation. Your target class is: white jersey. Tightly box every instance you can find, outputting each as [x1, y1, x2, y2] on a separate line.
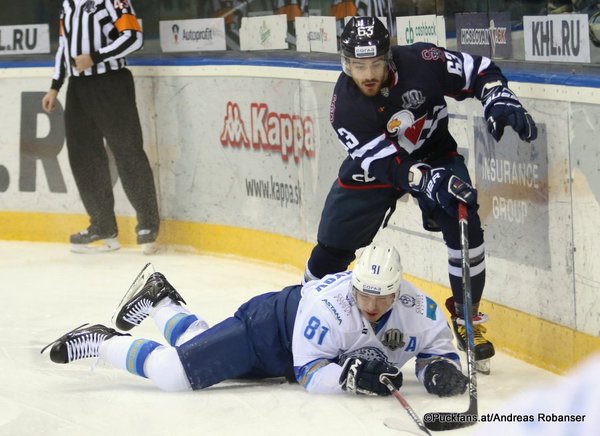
[292, 272, 460, 394]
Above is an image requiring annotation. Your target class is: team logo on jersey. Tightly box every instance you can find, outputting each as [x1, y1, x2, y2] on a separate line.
[380, 87, 390, 98]
[399, 294, 416, 307]
[382, 329, 405, 350]
[83, 0, 97, 13]
[401, 90, 426, 110]
[387, 110, 414, 137]
[387, 110, 427, 153]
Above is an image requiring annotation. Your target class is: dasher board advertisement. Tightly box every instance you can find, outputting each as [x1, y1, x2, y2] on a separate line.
[524, 14, 590, 63]
[0, 24, 50, 55]
[160, 18, 226, 52]
[240, 15, 288, 51]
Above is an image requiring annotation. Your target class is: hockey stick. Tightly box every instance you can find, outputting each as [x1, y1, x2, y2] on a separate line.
[380, 375, 432, 435]
[423, 203, 478, 431]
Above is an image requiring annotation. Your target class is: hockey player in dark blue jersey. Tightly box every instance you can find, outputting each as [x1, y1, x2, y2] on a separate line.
[304, 17, 538, 372]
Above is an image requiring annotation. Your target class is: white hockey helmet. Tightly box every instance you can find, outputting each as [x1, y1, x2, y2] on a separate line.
[352, 242, 403, 298]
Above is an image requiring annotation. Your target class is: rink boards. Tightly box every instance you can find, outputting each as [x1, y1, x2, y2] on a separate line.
[0, 60, 599, 373]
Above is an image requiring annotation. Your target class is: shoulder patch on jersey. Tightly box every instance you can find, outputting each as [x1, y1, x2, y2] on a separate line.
[399, 293, 416, 307]
[415, 294, 438, 320]
[421, 47, 445, 61]
[415, 294, 437, 320]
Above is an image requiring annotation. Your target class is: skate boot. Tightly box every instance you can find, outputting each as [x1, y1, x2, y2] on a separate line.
[41, 323, 129, 364]
[70, 226, 120, 253]
[445, 297, 495, 374]
[136, 227, 158, 255]
[112, 269, 186, 331]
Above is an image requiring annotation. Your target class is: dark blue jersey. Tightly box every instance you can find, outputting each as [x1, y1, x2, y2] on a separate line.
[330, 43, 506, 191]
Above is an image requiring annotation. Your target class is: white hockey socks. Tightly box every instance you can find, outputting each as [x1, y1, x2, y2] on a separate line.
[150, 297, 209, 346]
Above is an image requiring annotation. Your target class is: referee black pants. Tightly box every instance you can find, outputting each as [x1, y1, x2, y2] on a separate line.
[64, 68, 159, 235]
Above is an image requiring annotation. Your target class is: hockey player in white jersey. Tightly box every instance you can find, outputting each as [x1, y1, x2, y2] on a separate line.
[294, 242, 467, 396]
[42, 242, 466, 397]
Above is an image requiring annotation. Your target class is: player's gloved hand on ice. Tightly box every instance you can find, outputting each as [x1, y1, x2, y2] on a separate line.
[483, 86, 537, 142]
[423, 359, 468, 397]
[409, 164, 477, 214]
[339, 358, 402, 396]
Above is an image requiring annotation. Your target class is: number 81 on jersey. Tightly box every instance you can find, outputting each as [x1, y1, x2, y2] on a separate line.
[303, 316, 329, 345]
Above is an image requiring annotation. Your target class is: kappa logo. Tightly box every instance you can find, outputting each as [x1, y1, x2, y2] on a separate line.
[220, 101, 316, 164]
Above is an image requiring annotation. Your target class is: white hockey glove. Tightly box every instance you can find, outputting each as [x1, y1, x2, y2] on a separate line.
[483, 86, 537, 142]
[339, 358, 402, 396]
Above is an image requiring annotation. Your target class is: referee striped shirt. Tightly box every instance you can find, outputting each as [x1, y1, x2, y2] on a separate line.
[51, 0, 143, 90]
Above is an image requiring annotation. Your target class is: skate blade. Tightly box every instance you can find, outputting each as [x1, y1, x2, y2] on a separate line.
[70, 238, 120, 254]
[475, 359, 491, 375]
[141, 242, 158, 255]
[110, 262, 156, 328]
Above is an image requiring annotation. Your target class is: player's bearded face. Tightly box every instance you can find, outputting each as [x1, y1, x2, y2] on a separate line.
[349, 56, 388, 97]
[354, 288, 395, 323]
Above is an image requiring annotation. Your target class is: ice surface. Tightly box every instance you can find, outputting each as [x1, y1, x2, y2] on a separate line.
[0, 241, 559, 436]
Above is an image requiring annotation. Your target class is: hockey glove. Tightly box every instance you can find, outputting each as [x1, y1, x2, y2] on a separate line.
[483, 86, 537, 142]
[423, 359, 468, 397]
[339, 358, 402, 396]
[409, 165, 477, 213]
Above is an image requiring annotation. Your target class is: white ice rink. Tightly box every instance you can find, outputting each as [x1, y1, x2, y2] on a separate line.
[0, 241, 561, 436]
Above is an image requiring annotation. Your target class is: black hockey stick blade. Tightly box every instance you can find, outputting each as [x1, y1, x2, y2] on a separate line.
[380, 375, 432, 435]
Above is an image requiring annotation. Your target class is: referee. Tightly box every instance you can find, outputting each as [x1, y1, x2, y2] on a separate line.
[42, 0, 160, 254]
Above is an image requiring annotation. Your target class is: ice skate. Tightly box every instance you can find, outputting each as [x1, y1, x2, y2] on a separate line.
[112, 265, 186, 331]
[446, 297, 495, 374]
[136, 228, 158, 255]
[70, 226, 120, 253]
[452, 315, 495, 374]
[41, 323, 128, 364]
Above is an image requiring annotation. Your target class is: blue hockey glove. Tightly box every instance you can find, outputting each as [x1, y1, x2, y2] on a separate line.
[410, 165, 477, 212]
[423, 359, 468, 397]
[339, 358, 402, 396]
[483, 86, 537, 142]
